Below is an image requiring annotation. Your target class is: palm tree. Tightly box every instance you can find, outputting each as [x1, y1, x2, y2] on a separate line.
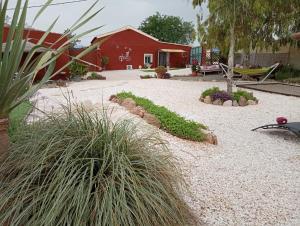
[0, 0, 102, 158]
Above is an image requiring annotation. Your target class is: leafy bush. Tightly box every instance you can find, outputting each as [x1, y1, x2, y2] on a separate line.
[69, 61, 89, 77]
[211, 91, 232, 102]
[284, 77, 300, 84]
[233, 89, 257, 101]
[155, 66, 167, 75]
[191, 64, 197, 72]
[275, 65, 300, 80]
[101, 56, 109, 66]
[201, 87, 221, 98]
[88, 72, 106, 80]
[116, 92, 206, 141]
[0, 107, 195, 225]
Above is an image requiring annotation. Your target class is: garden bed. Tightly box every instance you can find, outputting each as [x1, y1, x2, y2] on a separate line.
[200, 87, 259, 107]
[110, 92, 217, 144]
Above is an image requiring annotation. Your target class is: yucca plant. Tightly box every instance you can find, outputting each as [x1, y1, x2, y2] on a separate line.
[0, 0, 103, 157]
[0, 107, 196, 225]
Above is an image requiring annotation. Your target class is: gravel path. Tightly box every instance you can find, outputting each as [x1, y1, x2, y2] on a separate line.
[35, 79, 300, 226]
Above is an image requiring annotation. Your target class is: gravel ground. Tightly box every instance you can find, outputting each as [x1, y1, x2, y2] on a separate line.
[34, 78, 300, 226]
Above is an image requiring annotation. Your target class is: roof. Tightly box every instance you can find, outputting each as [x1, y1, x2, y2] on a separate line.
[93, 26, 192, 47]
[2, 41, 47, 52]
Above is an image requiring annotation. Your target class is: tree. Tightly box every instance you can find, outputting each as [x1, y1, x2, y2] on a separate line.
[0, 0, 102, 157]
[139, 12, 196, 45]
[193, 0, 300, 94]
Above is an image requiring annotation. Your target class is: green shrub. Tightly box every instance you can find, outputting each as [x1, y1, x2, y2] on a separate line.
[233, 89, 257, 101]
[69, 61, 89, 77]
[88, 72, 106, 80]
[155, 66, 167, 75]
[0, 107, 195, 226]
[116, 92, 206, 142]
[201, 87, 221, 98]
[275, 65, 300, 80]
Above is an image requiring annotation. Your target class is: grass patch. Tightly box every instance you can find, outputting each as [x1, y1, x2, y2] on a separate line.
[8, 100, 32, 136]
[116, 92, 206, 142]
[0, 107, 195, 225]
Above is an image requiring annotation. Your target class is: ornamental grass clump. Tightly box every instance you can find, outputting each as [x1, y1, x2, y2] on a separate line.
[0, 107, 195, 226]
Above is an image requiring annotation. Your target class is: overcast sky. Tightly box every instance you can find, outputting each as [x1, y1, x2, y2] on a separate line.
[7, 0, 207, 46]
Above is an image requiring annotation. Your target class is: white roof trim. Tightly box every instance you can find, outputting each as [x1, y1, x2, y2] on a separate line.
[94, 26, 192, 47]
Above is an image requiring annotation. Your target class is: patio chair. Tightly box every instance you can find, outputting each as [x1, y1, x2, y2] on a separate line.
[219, 63, 280, 83]
[252, 122, 300, 137]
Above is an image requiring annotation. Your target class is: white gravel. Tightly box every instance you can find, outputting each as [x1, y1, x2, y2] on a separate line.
[34, 78, 300, 226]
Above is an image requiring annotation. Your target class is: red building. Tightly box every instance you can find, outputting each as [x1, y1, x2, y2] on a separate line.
[3, 25, 70, 80]
[92, 26, 192, 70]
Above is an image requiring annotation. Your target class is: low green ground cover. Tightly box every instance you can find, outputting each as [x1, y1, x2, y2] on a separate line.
[201, 87, 257, 102]
[8, 100, 32, 136]
[116, 92, 207, 142]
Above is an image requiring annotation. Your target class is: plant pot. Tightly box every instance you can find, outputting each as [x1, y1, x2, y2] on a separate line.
[157, 73, 164, 79]
[192, 71, 197, 76]
[0, 118, 9, 159]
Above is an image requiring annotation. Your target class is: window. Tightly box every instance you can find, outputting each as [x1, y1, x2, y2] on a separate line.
[144, 54, 153, 64]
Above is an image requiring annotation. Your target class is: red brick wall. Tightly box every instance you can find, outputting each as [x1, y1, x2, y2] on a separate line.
[92, 29, 191, 70]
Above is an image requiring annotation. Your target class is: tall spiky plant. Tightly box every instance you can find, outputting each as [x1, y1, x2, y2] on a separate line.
[0, 0, 103, 157]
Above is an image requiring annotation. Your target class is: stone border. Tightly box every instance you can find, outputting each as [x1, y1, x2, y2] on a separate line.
[200, 95, 258, 107]
[110, 95, 218, 145]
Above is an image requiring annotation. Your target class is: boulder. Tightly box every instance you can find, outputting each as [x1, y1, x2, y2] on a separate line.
[130, 106, 146, 118]
[205, 133, 218, 145]
[247, 100, 257, 105]
[238, 96, 248, 106]
[223, 100, 233, 107]
[121, 98, 136, 110]
[212, 99, 222, 105]
[203, 96, 212, 104]
[199, 97, 205, 102]
[143, 113, 161, 128]
[233, 100, 239, 107]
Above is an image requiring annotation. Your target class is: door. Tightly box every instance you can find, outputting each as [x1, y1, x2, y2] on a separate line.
[159, 52, 167, 67]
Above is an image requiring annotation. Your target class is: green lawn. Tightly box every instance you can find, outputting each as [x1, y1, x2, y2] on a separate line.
[9, 100, 32, 136]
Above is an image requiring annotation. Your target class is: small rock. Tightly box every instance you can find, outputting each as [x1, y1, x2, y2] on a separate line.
[212, 99, 222, 105]
[130, 106, 145, 118]
[205, 133, 218, 145]
[109, 95, 117, 101]
[247, 100, 257, 105]
[238, 96, 248, 106]
[204, 96, 212, 104]
[199, 97, 204, 102]
[233, 100, 239, 107]
[121, 98, 136, 110]
[223, 100, 233, 107]
[143, 113, 161, 128]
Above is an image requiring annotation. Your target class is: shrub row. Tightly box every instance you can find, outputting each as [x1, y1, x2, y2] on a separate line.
[116, 92, 207, 142]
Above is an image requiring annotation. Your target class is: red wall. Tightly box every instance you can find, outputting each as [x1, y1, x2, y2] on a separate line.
[69, 48, 101, 72]
[92, 29, 191, 70]
[3, 26, 70, 80]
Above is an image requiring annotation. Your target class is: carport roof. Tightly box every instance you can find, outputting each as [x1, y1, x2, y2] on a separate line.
[160, 49, 186, 53]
